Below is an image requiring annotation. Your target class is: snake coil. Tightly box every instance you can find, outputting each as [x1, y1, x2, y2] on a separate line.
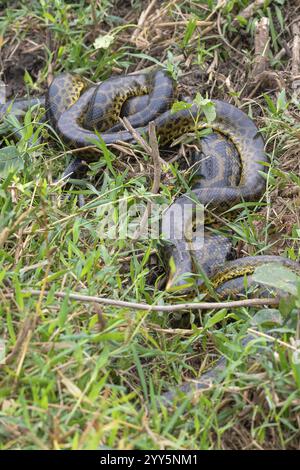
[1, 69, 300, 400]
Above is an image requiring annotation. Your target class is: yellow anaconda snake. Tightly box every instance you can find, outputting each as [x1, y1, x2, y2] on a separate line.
[1, 68, 300, 401]
[1, 69, 300, 297]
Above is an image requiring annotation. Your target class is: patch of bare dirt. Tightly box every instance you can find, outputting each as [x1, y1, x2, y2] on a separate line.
[0, 17, 48, 97]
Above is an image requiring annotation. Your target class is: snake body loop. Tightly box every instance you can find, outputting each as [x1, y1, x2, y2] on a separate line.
[1, 68, 300, 401]
[1, 69, 299, 299]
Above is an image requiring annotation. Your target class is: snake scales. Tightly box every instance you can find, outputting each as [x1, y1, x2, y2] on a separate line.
[41, 70, 300, 289]
[1, 69, 300, 399]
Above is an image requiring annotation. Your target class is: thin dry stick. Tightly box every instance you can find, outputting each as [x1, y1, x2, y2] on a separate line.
[51, 145, 101, 162]
[131, 0, 158, 42]
[148, 122, 161, 195]
[217, 10, 245, 57]
[252, 17, 270, 77]
[120, 116, 166, 165]
[247, 16, 278, 98]
[15, 330, 32, 378]
[4, 315, 34, 365]
[120, 116, 151, 152]
[199, 0, 225, 37]
[132, 122, 162, 240]
[156, 20, 213, 28]
[274, 42, 292, 62]
[16, 289, 280, 311]
[292, 20, 300, 94]
[0, 208, 33, 248]
[247, 328, 299, 352]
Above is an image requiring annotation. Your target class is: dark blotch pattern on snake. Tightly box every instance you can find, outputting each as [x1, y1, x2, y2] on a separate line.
[1, 68, 300, 401]
[1, 68, 299, 297]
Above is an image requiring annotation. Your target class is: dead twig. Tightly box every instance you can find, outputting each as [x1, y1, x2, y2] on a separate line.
[217, 10, 245, 58]
[248, 70, 284, 99]
[4, 315, 35, 365]
[292, 20, 300, 95]
[120, 116, 165, 240]
[247, 328, 299, 353]
[252, 17, 270, 78]
[8, 289, 280, 312]
[131, 0, 158, 44]
[130, 121, 161, 241]
[155, 20, 213, 28]
[247, 17, 284, 97]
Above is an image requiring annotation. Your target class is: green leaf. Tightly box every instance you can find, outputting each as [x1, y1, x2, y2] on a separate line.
[13, 275, 24, 311]
[23, 108, 33, 140]
[24, 70, 33, 88]
[275, 5, 284, 30]
[131, 344, 148, 401]
[279, 295, 296, 319]
[0, 145, 24, 178]
[193, 93, 216, 123]
[0, 338, 5, 364]
[201, 101, 216, 124]
[264, 93, 276, 114]
[276, 89, 287, 112]
[171, 101, 193, 113]
[58, 291, 70, 328]
[291, 357, 300, 389]
[165, 50, 181, 80]
[251, 308, 282, 326]
[43, 11, 56, 23]
[205, 309, 227, 329]
[235, 15, 248, 27]
[182, 17, 197, 48]
[252, 264, 300, 296]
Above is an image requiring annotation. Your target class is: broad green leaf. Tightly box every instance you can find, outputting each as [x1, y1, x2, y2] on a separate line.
[205, 309, 227, 329]
[251, 308, 282, 326]
[235, 15, 248, 26]
[202, 101, 216, 124]
[277, 89, 287, 112]
[171, 101, 193, 113]
[0, 145, 24, 178]
[193, 93, 216, 123]
[253, 264, 300, 296]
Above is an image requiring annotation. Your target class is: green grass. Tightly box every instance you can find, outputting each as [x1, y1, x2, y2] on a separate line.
[0, 0, 300, 450]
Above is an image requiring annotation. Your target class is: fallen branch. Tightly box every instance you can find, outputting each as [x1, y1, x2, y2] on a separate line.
[13, 289, 280, 311]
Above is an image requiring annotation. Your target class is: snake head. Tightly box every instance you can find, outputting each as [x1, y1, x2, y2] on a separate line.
[165, 253, 195, 294]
